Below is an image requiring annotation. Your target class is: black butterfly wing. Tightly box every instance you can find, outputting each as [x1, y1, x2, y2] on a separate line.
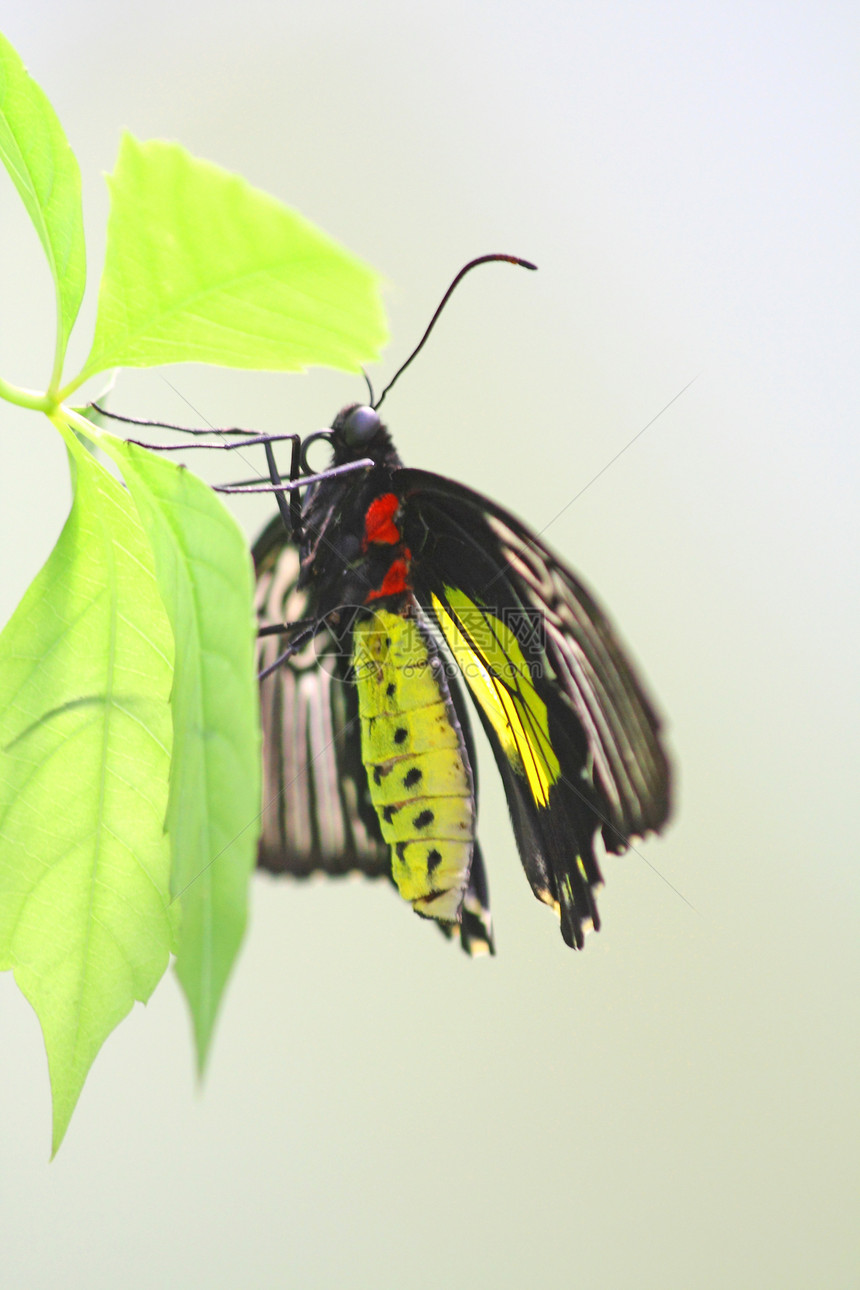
[396, 467, 671, 948]
[253, 517, 494, 954]
[254, 517, 386, 877]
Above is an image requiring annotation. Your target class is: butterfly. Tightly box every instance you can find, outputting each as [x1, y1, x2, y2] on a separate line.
[252, 257, 671, 955]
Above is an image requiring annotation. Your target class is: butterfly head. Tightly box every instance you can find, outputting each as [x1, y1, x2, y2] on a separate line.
[335, 404, 381, 448]
[324, 403, 399, 469]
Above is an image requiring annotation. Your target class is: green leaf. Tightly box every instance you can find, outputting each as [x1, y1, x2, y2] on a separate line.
[0, 32, 86, 381]
[102, 438, 261, 1072]
[0, 429, 174, 1154]
[79, 136, 387, 382]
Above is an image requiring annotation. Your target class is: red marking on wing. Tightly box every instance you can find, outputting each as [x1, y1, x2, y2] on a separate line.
[363, 493, 401, 547]
[366, 551, 412, 601]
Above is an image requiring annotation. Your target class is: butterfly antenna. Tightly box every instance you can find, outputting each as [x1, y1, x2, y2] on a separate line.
[373, 254, 537, 411]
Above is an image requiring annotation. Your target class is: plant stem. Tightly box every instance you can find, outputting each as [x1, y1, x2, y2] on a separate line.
[55, 403, 104, 444]
[0, 375, 55, 413]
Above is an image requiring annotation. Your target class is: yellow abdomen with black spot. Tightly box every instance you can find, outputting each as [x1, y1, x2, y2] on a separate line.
[352, 610, 475, 924]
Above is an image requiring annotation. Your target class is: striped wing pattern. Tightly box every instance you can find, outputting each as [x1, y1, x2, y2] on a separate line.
[485, 512, 670, 842]
[254, 520, 388, 877]
[396, 467, 671, 947]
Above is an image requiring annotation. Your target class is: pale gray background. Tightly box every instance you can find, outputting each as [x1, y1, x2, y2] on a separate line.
[1, 4, 857, 1288]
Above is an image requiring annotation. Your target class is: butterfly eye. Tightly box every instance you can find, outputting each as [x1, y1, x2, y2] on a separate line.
[341, 405, 381, 447]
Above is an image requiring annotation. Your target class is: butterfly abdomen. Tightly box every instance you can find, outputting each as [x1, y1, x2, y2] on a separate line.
[352, 610, 476, 925]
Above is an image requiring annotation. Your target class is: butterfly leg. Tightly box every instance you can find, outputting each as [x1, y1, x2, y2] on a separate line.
[257, 618, 314, 639]
[262, 434, 303, 542]
[257, 619, 329, 681]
